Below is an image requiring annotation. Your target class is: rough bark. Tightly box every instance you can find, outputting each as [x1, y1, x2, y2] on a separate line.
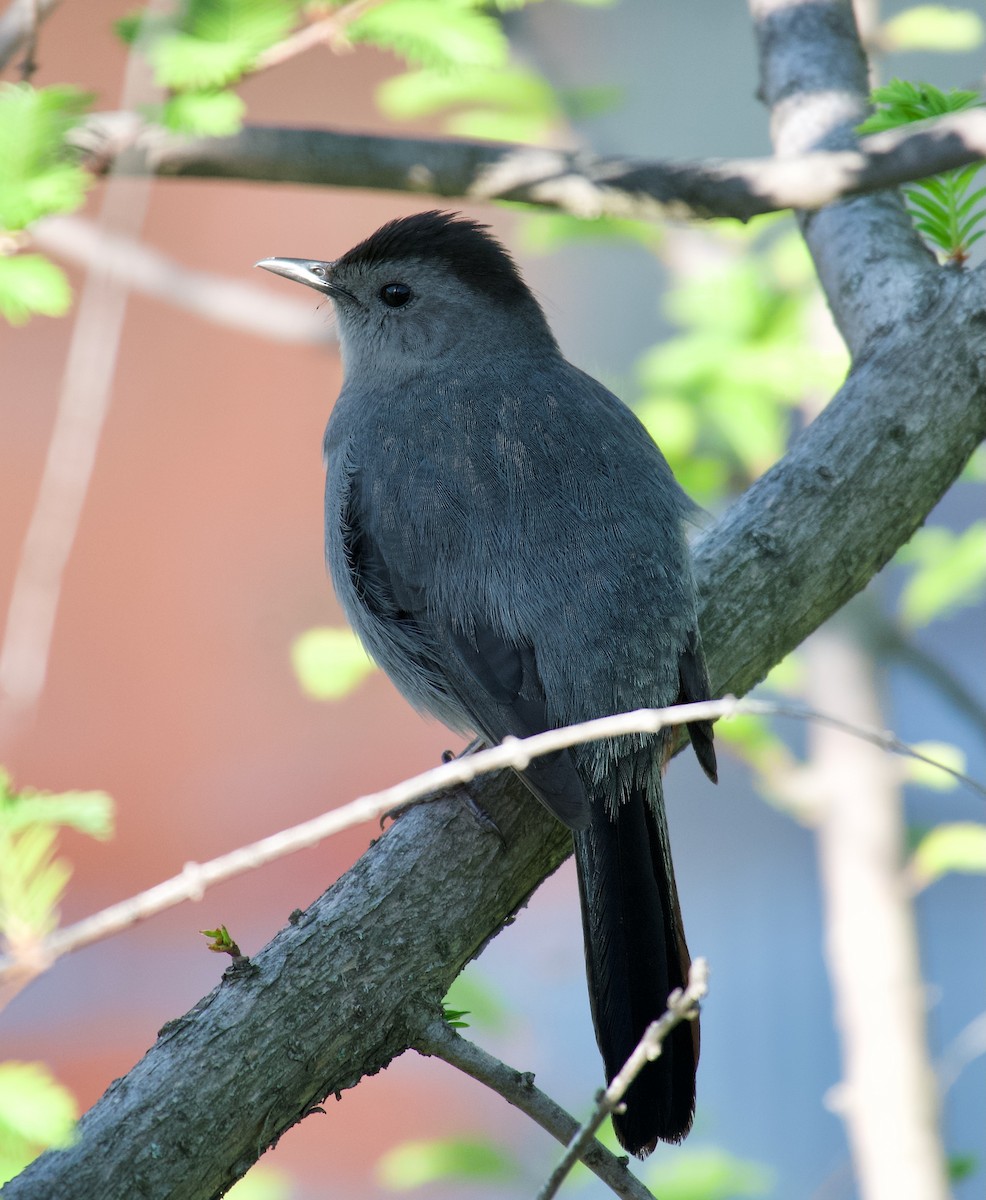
[74, 107, 986, 225]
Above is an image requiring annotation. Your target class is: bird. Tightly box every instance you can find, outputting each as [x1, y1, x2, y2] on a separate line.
[257, 211, 717, 1155]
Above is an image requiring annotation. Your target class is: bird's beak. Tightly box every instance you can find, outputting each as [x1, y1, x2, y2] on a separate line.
[255, 257, 340, 297]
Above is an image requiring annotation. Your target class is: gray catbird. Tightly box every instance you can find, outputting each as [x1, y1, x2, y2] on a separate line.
[257, 212, 717, 1155]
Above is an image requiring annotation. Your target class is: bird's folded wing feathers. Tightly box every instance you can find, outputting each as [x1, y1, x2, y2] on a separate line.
[341, 495, 589, 829]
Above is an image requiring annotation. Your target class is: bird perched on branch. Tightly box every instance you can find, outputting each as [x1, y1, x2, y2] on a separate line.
[257, 211, 717, 1155]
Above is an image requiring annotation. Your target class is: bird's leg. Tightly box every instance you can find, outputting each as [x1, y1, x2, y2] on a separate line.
[381, 739, 503, 841]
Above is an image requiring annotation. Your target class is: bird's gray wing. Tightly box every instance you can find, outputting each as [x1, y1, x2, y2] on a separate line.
[339, 478, 588, 829]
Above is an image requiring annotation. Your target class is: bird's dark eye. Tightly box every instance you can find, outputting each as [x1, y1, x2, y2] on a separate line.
[380, 282, 412, 308]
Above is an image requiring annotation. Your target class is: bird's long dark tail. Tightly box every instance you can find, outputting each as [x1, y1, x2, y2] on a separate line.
[573, 776, 697, 1156]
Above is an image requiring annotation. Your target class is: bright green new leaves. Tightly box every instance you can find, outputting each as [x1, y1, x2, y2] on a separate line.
[858, 80, 986, 264]
[905, 740, 967, 792]
[0, 84, 92, 231]
[379, 65, 558, 143]
[896, 520, 986, 628]
[224, 1167, 293, 1200]
[0, 770, 114, 949]
[370, 0, 617, 141]
[162, 88, 246, 136]
[117, 0, 293, 134]
[443, 966, 509, 1032]
[381, 63, 618, 142]
[880, 5, 984, 53]
[118, 0, 294, 89]
[635, 222, 848, 502]
[910, 823, 986, 888]
[376, 1135, 517, 1189]
[0, 255, 72, 325]
[0, 84, 92, 324]
[350, 0, 507, 69]
[291, 626, 376, 701]
[642, 1146, 774, 1200]
[0, 1062, 77, 1186]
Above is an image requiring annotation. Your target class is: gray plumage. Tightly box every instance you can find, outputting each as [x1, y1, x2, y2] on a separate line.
[257, 212, 717, 1154]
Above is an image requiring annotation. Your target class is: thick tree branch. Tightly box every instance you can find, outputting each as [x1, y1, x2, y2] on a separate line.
[75, 107, 986, 225]
[749, 0, 941, 352]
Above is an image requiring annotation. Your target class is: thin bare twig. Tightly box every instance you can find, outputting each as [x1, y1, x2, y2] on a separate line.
[0, 9, 164, 738]
[252, 0, 390, 71]
[0, 0, 60, 73]
[15, 0, 38, 79]
[537, 960, 709, 1200]
[34, 215, 335, 344]
[0, 694, 979, 994]
[415, 1018, 656, 1200]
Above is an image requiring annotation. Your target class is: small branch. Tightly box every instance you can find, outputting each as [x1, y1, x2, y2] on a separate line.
[76, 108, 986, 224]
[0, 0, 60, 73]
[0, 13, 165, 739]
[414, 1019, 655, 1200]
[253, 0, 390, 71]
[33, 215, 335, 344]
[1, 696, 978, 992]
[15, 0, 38, 79]
[538, 960, 709, 1200]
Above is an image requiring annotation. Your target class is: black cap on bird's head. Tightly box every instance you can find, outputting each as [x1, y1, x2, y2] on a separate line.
[256, 211, 556, 364]
[334, 211, 533, 308]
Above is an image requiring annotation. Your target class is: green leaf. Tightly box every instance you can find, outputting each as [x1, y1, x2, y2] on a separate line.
[957, 185, 986, 216]
[911, 823, 986, 886]
[350, 0, 508, 70]
[446, 109, 548, 143]
[948, 1154, 978, 1182]
[142, 0, 295, 90]
[378, 65, 554, 120]
[0, 1062, 76, 1185]
[635, 394, 700, 460]
[376, 1136, 516, 1189]
[858, 77, 986, 258]
[643, 1146, 774, 1200]
[881, 6, 985, 53]
[904, 741, 966, 791]
[859, 78, 982, 134]
[897, 521, 986, 626]
[0, 776, 113, 942]
[0, 786, 114, 839]
[290, 627, 375, 700]
[224, 1167, 293, 1200]
[162, 89, 245, 135]
[0, 84, 92, 231]
[0, 825, 71, 937]
[0, 255, 72, 325]
[443, 967, 509, 1032]
[715, 712, 789, 766]
[905, 189, 951, 221]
